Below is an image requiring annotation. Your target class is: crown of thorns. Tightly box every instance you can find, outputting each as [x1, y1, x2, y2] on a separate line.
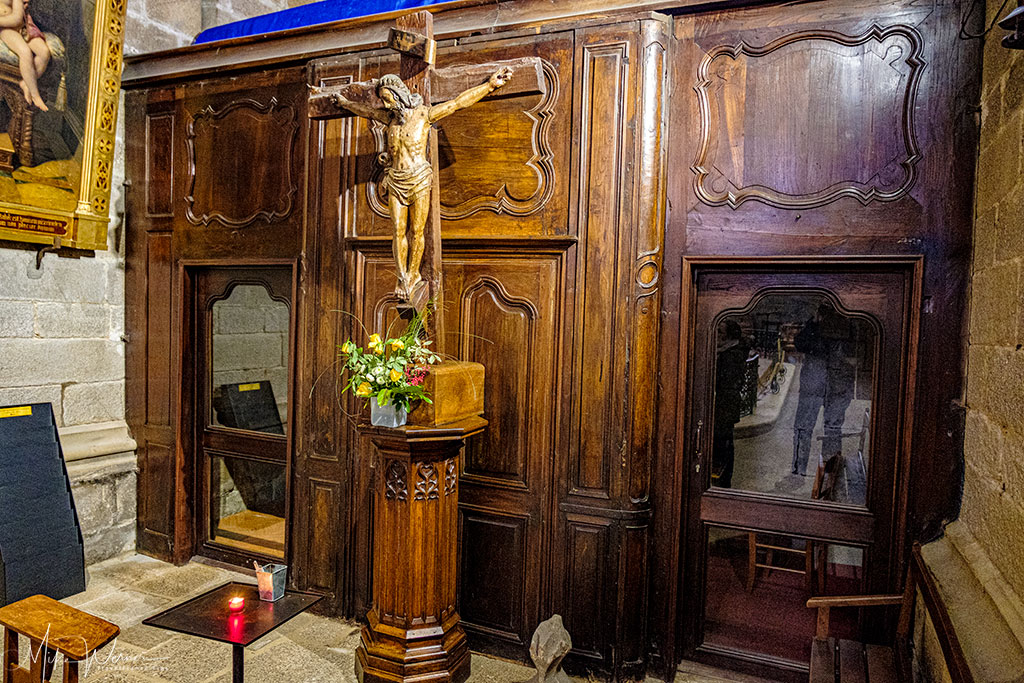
[376, 75, 423, 108]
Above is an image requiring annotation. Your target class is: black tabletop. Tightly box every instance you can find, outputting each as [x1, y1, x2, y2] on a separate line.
[143, 582, 322, 647]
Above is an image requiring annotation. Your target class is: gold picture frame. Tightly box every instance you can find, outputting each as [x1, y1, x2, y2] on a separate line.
[0, 0, 126, 251]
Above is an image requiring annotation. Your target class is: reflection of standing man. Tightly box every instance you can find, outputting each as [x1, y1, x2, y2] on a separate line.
[713, 320, 748, 488]
[791, 303, 855, 476]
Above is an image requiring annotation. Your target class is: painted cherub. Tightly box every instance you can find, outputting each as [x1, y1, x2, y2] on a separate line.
[0, 0, 50, 111]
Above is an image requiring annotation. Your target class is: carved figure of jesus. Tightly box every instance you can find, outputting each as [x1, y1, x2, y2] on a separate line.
[332, 66, 513, 300]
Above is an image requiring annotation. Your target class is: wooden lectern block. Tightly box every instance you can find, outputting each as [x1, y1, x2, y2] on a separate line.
[407, 361, 484, 427]
[356, 417, 486, 683]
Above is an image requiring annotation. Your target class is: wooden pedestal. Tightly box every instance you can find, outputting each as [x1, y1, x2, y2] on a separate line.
[356, 416, 487, 683]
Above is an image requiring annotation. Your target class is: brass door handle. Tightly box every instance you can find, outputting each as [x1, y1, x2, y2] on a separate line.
[695, 418, 703, 473]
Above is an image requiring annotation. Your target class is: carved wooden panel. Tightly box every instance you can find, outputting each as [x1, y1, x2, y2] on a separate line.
[350, 32, 574, 237]
[628, 20, 668, 506]
[692, 25, 925, 209]
[347, 243, 564, 647]
[385, 461, 409, 501]
[459, 276, 536, 487]
[145, 113, 173, 217]
[414, 463, 439, 501]
[291, 75, 360, 610]
[569, 38, 633, 499]
[448, 250, 562, 647]
[304, 479, 340, 593]
[146, 233, 173, 426]
[139, 441, 175, 540]
[355, 249, 561, 495]
[562, 515, 612, 659]
[458, 506, 528, 636]
[364, 60, 559, 221]
[185, 97, 299, 227]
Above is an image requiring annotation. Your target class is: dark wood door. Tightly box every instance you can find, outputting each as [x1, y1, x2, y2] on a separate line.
[680, 262, 917, 678]
[192, 267, 296, 566]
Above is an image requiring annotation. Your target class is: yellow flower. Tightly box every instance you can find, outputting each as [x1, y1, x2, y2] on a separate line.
[389, 368, 403, 383]
[341, 341, 354, 354]
[368, 334, 383, 355]
[355, 382, 372, 397]
[390, 339, 405, 351]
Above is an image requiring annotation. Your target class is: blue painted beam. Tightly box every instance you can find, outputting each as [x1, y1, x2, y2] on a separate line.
[194, 0, 445, 45]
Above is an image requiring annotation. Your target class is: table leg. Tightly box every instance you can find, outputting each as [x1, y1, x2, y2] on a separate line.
[232, 644, 243, 683]
[4, 628, 18, 683]
[42, 646, 56, 682]
[63, 660, 79, 683]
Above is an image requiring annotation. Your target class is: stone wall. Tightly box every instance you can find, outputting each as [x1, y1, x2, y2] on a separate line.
[962, 0, 1024, 601]
[916, 0, 1024, 677]
[211, 284, 290, 425]
[0, 0, 292, 566]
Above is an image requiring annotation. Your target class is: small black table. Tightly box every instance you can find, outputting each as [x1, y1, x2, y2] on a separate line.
[143, 581, 322, 683]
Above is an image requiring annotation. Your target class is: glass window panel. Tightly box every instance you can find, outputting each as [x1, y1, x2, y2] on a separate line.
[209, 454, 286, 558]
[711, 293, 874, 506]
[210, 284, 289, 434]
[703, 526, 865, 663]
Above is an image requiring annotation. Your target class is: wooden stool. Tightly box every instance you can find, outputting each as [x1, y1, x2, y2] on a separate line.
[0, 595, 119, 683]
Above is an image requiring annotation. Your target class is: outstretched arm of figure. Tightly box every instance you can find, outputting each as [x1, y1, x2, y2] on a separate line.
[331, 94, 390, 123]
[0, 2, 26, 29]
[428, 66, 513, 123]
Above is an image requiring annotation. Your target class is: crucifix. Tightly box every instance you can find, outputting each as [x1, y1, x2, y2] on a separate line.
[308, 11, 544, 683]
[310, 12, 543, 353]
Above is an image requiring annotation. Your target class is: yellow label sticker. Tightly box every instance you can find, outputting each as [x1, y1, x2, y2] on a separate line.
[238, 383, 261, 392]
[0, 406, 32, 418]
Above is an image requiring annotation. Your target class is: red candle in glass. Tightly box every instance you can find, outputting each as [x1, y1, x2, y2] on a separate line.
[228, 596, 245, 611]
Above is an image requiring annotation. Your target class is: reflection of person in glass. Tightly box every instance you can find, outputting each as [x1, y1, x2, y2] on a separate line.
[791, 303, 855, 476]
[713, 320, 749, 488]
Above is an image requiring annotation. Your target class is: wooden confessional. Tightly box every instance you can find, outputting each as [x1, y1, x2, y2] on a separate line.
[122, 0, 980, 679]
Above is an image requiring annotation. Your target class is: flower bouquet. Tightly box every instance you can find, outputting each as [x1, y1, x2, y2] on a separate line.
[339, 312, 442, 427]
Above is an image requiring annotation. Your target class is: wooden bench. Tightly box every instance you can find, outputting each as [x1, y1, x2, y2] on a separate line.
[0, 594, 119, 683]
[806, 543, 972, 683]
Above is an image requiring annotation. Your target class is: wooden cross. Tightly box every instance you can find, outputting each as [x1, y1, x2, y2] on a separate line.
[309, 11, 544, 354]
[391, 12, 443, 343]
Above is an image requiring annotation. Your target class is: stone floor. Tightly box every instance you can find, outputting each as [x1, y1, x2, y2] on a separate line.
[19, 553, 762, 682]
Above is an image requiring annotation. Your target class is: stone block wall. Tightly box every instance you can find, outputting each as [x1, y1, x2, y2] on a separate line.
[211, 283, 290, 424]
[0, 0, 292, 566]
[962, 0, 1024, 602]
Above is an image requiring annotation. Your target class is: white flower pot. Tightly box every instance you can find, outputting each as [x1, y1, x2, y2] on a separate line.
[370, 397, 407, 428]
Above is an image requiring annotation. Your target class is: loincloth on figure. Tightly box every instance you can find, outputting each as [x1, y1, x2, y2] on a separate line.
[381, 160, 432, 206]
[22, 13, 43, 41]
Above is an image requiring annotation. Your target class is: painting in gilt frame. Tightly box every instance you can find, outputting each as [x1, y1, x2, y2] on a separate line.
[0, 0, 125, 251]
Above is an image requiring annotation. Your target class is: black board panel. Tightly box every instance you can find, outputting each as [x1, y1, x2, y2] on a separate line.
[0, 403, 86, 605]
[212, 381, 284, 434]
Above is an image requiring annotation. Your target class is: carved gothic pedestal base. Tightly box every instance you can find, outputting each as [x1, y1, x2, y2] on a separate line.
[356, 416, 487, 683]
